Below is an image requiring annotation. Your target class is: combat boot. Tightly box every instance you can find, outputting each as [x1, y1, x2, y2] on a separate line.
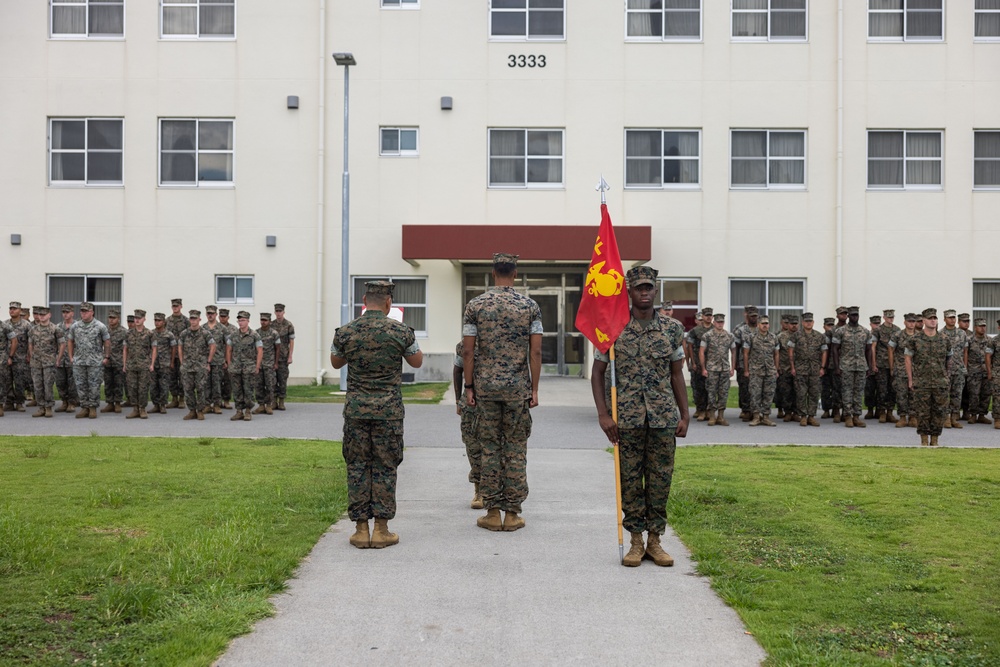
[252, 404, 266, 415]
[622, 532, 644, 567]
[716, 410, 729, 427]
[800, 416, 808, 426]
[14, 403, 24, 412]
[877, 409, 887, 423]
[930, 435, 940, 446]
[833, 408, 842, 423]
[949, 413, 962, 429]
[896, 414, 908, 428]
[739, 410, 751, 421]
[707, 411, 717, 426]
[470, 483, 483, 510]
[502, 511, 525, 532]
[697, 411, 708, 422]
[808, 416, 821, 427]
[749, 413, 760, 427]
[349, 520, 370, 549]
[243, 410, 252, 421]
[231, 409, 244, 421]
[943, 414, 952, 428]
[0, 405, 4, 417]
[32, 407, 46, 418]
[644, 533, 674, 567]
[44, 407, 53, 418]
[88, 407, 97, 419]
[821, 410, 831, 419]
[100, 402, 115, 413]
[196, 411, 205, 421]
[264, 403, 273, 415]
[477, 508, 502, 531]
[276, 397, 286, 411]
[865, 407, 876, 420]
[25, 399, 37, 408]
[138, 408, 148, 419]
[370, 518, 399, 548]
[920, 434, 929, 446]
[166, 397, 179, 409]
[761, 414, 777, 427]
[76, 407, 89, 419]
[961, 409, 970, 422]
[977, 415, 993, 424]
[994, 420, 999, 430]
[784, 412, 796, 422]
[776, 408, 785, 419]
[212, 404, 222, 415]
[855, 416, 867, 428]
[844, 415, 855, 428]
[223, 401, 232, 409]
[125, 407, 140, 419]
[57, 401, 69, 413]
[113, 403, 122, 414]
[183, 410, 197, 421]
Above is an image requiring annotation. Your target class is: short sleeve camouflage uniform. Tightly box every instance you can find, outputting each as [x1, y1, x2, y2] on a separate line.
[941, 327, 968, 417]
[0, 322, 14, 408]
[455, 342, 480, 485]
[967, 334, 991, 417]
[178, 328, 215, 413]
[889, 329, 916, 417]
[228, 328, 262, 411]
[904, 331, 951, 436]
[255, 326, 281, 409]
[790, 328, 826, 418]
[700, 328, 735, 413]
[272, 317, 295, 400]
[833, 324, 872, 418]
[6, 318, 31, 406]
[104, 323, 128, 405]
[150, 328, 176, 409]
[68, 318, 110, 409]
[124, 327, 156, 410]
[28, 322, 65, 408]
[745, 329, 779, 417]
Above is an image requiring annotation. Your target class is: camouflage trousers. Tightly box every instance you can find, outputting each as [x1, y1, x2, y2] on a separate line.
[913, 384, 949, 436]
[0, 363, 11, 407]
[30, 366, 57, 407]
[840, 370, 866, 417]
[151, 365, 171, 407]
[103, 365, 125, 404]
[181, 365, 209, 412]
[343, 417, 404, 521]
[220, 366, 232, 403]
[748, 370, 776, 416]
[795, 370, 821, 417]
[206, 364, 224, 407]
[966, 373, 991, 415]
[948, 371, 966, 414]
[875, 367, 896, 412]
[73, 364, 103, 408]
[230, 370, 257, 410]
[276, 361, 289, 399]
[893, 371, 912, 416]
[9, 359, 29, 404]
[255, 367, 276, 407]
[705, 371, 731, 412]
[55, 365, 78, 404]
[992, 376, 1000, 418]
[776, 371, 796, 414]
[864, 373, 877, 411]
[126, 368, 150, 409]
[460, 404, 481, 484]
[170, 357, 184, 399]
[476, 399, 532, 513]
[736, 365, 750, 411]
[821, 371, 842, 412]
[690, 370, 708, 413]
[618, 423, 677, 536]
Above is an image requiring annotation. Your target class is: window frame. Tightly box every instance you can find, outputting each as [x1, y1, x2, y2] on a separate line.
[730, 129, 807, 190]
[488, 0, 566, 42]
[48, 117, 125, 187]
[379, 127, 420, 157]
[50, 0, 125, 39]
[976, 0, 1000, 41]
[47, 274, 124, 324]
[728, 278, 806, 325]
[215, 275, 255, 306]
[973, 130, 1000, 190]
[351, 276, 429, 337]
[731, 0, 808, 42]
[159, 0, 236, 40]
[973, 280, 1000, 336]
[158, 118, 236, 188]
[867, 0, 945, 43]
[625, 0, 703, 42]
[658, 277, 701, 330]
[624, 128, 702, 189]
[488, 127, 565, 189]
[866, 129, 944, 191]
[381, 0, 419, 8]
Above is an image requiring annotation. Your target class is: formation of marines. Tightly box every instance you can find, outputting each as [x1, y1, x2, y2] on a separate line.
[1, 300, 295, 421]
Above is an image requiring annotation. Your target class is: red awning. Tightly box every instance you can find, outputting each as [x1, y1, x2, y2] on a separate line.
[401, 225, 651, 262]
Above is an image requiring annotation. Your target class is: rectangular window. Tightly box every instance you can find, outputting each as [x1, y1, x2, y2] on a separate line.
[382, 0, 419, 7]
[626, 0, 701, 41]
[380, 127, 419, 156]
[352, 277, 428, 336]
[161, 0, 235, 38]
[730, 129, 806, 189]
[489, 128, 564, 188]
[974, 131, 1000, 189]
[977, 0, 1000, 39]
[729, 279, 805, 325]
[973, 280, 1000, 336]
[867, 130, 942, 189]
[625, 129, 700, 188]
[215, 275, 254, 305]
[732, 0, 807, 41]
[49, 118, 124, 186]
[47, 274, 123, 324]
[659, 278, 700, 330]
[868, 0, 943, 41]
[490, 0, 565, 40]
[51, 0, 124, 37]
[159, 118, 234, 186]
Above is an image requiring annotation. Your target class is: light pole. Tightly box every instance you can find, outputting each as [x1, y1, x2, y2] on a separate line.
[333, 52, 355, 391]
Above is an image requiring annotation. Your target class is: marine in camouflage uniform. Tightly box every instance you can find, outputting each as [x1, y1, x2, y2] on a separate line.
[101, 309, 128, 412]
[685, 309, 712, 421]
[253, 314, 281, 414]
[940, 310, 967, 428]
[699, 313, 735, 425]
[0, 320, 14, 416]
[178, 310, 216, 419]
[776, 315, 799, 420]
[789, 312, 826, 426]
[871, 310, 900, 422]
[27, 307, 65, 417]
[150, 314, 177, 413]
[888, 314, 918, 427]
[463, 253, 542, 533]
[966, 319, 993, 424]
[203, 306, 226, 414]
[904, 308, 952, 445]
[6, 302, 31, 411]
[743, 316, 780, 426]
[123, 310, 156, 418]
[986, 324, 1000, 428]
[272, 304, 295, 410]
[165, 299, 189, 407]
[823, 307, 849, 420]
[218, 309, 238, 408]
[67, 303, 111, 417]
[832, 307, 872, 427]
[732, 305, 758, 420]
[862, 315, 881, 418]
[226, 311, 262, 420]
[331, 280, 422, 549]
[591, 265, 688, 568]
[454, 341, 482, 507]
[54, 305, 79, 411]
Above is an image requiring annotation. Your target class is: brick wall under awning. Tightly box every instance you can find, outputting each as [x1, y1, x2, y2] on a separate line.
[401, 225, 651, 262]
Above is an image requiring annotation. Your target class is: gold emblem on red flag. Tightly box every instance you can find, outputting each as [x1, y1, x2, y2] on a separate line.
[586, 260, 624, 298]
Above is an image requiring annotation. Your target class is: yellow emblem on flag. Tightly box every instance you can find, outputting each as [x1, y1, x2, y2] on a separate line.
[595, 328, 609, 343]
[586, 260, 624, 298]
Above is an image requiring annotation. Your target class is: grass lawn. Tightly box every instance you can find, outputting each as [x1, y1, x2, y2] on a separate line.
[0, 436, 346, 666]
[285, 382, 448, 404]
[670, 446, 1000, 667]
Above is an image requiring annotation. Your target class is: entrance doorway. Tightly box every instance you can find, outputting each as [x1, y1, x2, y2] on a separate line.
[463, 265, 586, 376]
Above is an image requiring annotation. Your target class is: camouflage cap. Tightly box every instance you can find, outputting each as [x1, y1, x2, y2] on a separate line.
[61, 304, 74, 313]
[713, 313, 726, 322]
[958, 313, 971, 321]
[260, 312, 272, 321]
[171, 298, 183, 306]
[847, 306, 860, 315]
[943, 309, 957, 318]
[109, 309, 120, 317]
[8, 301, 20, 309]
[922, 308, 938, 319]
[869, 315, 881, 324]
[802, 312, 814, 321]
[974, 318, 987, 326]
[759, 316, 770, 324]
[218, 308, 230, 316]
[134, 309, 146, 318]
[744, 304, 756, 312]
[492, 252, 519, 267]
[883, 309, 895, 317]
[237, 311, 251, 319]
[34, 306, 50, 315]
[701, 307, 714, 317]
[126, 315, 135, 323]
[205, 305, 218, 314]
[904, 313, 918, 322]
[274, 303, 285, 312]
[32, 306, 45, 314]
[780, 314, 790, 323]
[80, 302, 94, 312]
[823, 317, 836, 325]
[365, 280, 395, 297]
[188, 309, 201, 318]
[153, 312, 166, 320]
[836, 306, 849, 315]
[660, 300, 673, 309]
[787, 315, 800, 324]
[625, 265, 658, 287]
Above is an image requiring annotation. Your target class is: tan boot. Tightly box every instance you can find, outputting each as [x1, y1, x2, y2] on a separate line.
[0, 405, 4, 417]
[113, 403, 122, 414]
[125, 407, 140, 419]
[139, 408, 148, 419]
[799, 416, 808, 427]
[865, 408, 876, 420]
[264, 403, 273, 415]
[716, 410, 729, 426]
[930, 435, 940, 446]
[784, 412, 796, 423]
[844, 415, 855, 428]
[243, 410, 252, 421]
[276, 397, 286, 411]
[166, 397, 179, 409]
[196, 411, 205, 421]
[878, 409, 887, 423]
[100, 402, 115, 413]
[57, 401, 69, 413]
[14, 403, 24, 412]
[950, 413, 962, 429]
[45, 406, 53, 418]
[231, 409, 244, 421]
[776, 408, 785, 419]
[223, 401, 232, 409]
[910, 415, 919, 428]
[76, 407, 89, 419]
[761, 414, 776, 427]
[961, 409, 970, 422]
[808, 416, 820, 427]
[739, 410, 751, 421]
[183, 410, 197, 421]
[833, 408, 842, 423]
[644, 533, 674, 567]
[697, 411, 708, 422]
[349, 520, 370, 549]
[622, 532, 644, 567]
[88, 407, 97, 419]
[821, 410, 831, 419]
[470, 483, 483, 510]
[370, 518, 399, 548]
[994, 420, 1000, 430]
[252, 405, 266, 415]
[749, 413, 760, 427]
[896, 415, 908, 428]
[855, 416, 867, 428]
[977, 415, 993, 425]
[943, 414, 952, 428]
[707, 410, 717, 426]
[920, 434, 929, 446]
[477, 508, 503, 531]
[502, 511, 525, 532]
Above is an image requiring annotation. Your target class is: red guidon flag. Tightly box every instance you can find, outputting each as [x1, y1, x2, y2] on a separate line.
[574, 204, 630, 354]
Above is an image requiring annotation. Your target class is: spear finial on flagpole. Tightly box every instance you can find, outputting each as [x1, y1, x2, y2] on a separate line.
[595, 175, 610, 205]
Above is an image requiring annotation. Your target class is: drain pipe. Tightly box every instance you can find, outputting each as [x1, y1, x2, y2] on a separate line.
[315, 0, 328, 386]
[835, 0, 844, 306]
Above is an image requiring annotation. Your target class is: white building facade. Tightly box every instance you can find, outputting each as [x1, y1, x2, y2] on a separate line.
[1, 0, 998, 382]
